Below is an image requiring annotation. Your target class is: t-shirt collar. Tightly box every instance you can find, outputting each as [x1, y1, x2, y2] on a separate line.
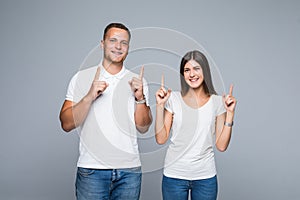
[98, 62, 126, 79]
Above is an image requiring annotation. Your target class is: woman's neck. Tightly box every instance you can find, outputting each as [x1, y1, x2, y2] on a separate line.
[183, 87, 210, 108]
[186, 86, 208, 99]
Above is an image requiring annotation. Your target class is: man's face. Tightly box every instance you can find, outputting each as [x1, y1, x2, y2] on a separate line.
[101, 27, 130, 65]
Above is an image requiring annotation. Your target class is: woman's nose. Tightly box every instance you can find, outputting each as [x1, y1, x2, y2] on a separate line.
[189, 69, 195, 77]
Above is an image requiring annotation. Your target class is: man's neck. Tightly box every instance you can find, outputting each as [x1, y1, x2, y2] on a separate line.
[102, 60, 123, 75]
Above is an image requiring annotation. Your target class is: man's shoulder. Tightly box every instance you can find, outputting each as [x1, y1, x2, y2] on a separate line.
[123, 67, 148, 83]
[73, 66, 98, 81]
[121, 67, 139, 80]
[77, 66, 98, 76]
[123, 68, 136, 76]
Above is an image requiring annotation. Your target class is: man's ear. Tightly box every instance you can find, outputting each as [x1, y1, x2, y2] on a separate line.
[100, 40, 104, 49]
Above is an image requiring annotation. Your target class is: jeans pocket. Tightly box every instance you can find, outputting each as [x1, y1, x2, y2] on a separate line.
[77, 167, 95, 177]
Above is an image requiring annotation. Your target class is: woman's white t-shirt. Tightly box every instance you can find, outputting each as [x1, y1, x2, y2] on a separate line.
[164, 92, 226, 180]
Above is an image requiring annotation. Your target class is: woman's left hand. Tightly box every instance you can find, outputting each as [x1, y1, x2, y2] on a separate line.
[223, 84, 237, 113]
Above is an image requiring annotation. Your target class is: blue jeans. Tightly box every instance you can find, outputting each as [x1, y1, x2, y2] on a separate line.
[162, 175, 218, 200]
[75, 167, 142, 200]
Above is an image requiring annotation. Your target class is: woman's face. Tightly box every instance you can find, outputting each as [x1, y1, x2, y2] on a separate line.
[183, 60, 204, 89]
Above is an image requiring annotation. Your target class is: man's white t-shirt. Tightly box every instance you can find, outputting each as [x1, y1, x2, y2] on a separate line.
[65, 65, 149, 169]
[164, 92, 226, 180]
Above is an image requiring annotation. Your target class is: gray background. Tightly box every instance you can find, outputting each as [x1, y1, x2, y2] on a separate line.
[0, 0, 299, 200]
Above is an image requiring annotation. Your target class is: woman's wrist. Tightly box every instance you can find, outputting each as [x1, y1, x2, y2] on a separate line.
[226, 110, 235, 117]
[224, 121, 234, 127]
[156, 102, 165, 109]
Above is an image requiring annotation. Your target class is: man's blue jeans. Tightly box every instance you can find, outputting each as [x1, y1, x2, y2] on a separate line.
[162, 175, 218, 200]
[75, 167, 142, 200]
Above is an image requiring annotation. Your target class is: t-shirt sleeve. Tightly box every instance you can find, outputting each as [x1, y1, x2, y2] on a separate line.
[65, 72, 79, 103]
[216, 95, 226, 116]
[142, 78, 150, 107]
[165, 92, 174, 114]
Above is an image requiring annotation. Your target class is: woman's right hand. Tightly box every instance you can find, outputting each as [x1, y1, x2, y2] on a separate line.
[155, 74, 171, 106]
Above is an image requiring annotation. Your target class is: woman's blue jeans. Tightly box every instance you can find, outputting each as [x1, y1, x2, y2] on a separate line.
[162, 175, 218, 200]
[75, 167, 142, 200]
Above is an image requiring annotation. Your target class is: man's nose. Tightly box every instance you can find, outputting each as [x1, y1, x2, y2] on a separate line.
[115, 41, 121, 49]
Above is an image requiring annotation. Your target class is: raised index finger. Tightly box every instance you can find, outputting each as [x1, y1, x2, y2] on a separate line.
[161, 74, 164, 88]
[94, 67, 101, 81]
[229, 84, 234, 96]
[139, 66, 144, 80]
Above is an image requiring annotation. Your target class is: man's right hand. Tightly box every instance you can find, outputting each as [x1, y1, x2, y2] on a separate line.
[86, 67, 109, 101]
[59, 67, 109, 132]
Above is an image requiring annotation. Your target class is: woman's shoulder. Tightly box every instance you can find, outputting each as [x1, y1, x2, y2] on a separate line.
[210, 94, 223, 104]
[171, 91, 181, 96]
[169, 91, 182, 101]
[211, 94, 222, 100]
[165, 91, 181, 107]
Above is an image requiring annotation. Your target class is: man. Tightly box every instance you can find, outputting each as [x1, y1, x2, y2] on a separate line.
[59, 23, 152, 200]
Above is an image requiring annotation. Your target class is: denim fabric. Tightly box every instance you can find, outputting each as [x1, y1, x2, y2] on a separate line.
[75, 167, 141, 200]
[162, 175, 218, 200]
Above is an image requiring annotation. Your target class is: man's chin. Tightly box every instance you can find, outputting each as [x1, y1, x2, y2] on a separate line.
[112, 57, 126, 64]
[112, 59, 123, 63]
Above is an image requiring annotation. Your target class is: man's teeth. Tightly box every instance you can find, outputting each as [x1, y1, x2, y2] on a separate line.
[112, 51, 122, 55]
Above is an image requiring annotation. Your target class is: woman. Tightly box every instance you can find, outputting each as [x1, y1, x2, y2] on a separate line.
[155, 50, 237, 200]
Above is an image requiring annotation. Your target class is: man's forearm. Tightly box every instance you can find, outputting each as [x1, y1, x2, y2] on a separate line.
[134, 104, 152, 133]
[60, 96, 93, 132]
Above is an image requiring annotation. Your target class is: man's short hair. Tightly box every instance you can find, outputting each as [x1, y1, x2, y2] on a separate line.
[103, 23, 131, 40]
